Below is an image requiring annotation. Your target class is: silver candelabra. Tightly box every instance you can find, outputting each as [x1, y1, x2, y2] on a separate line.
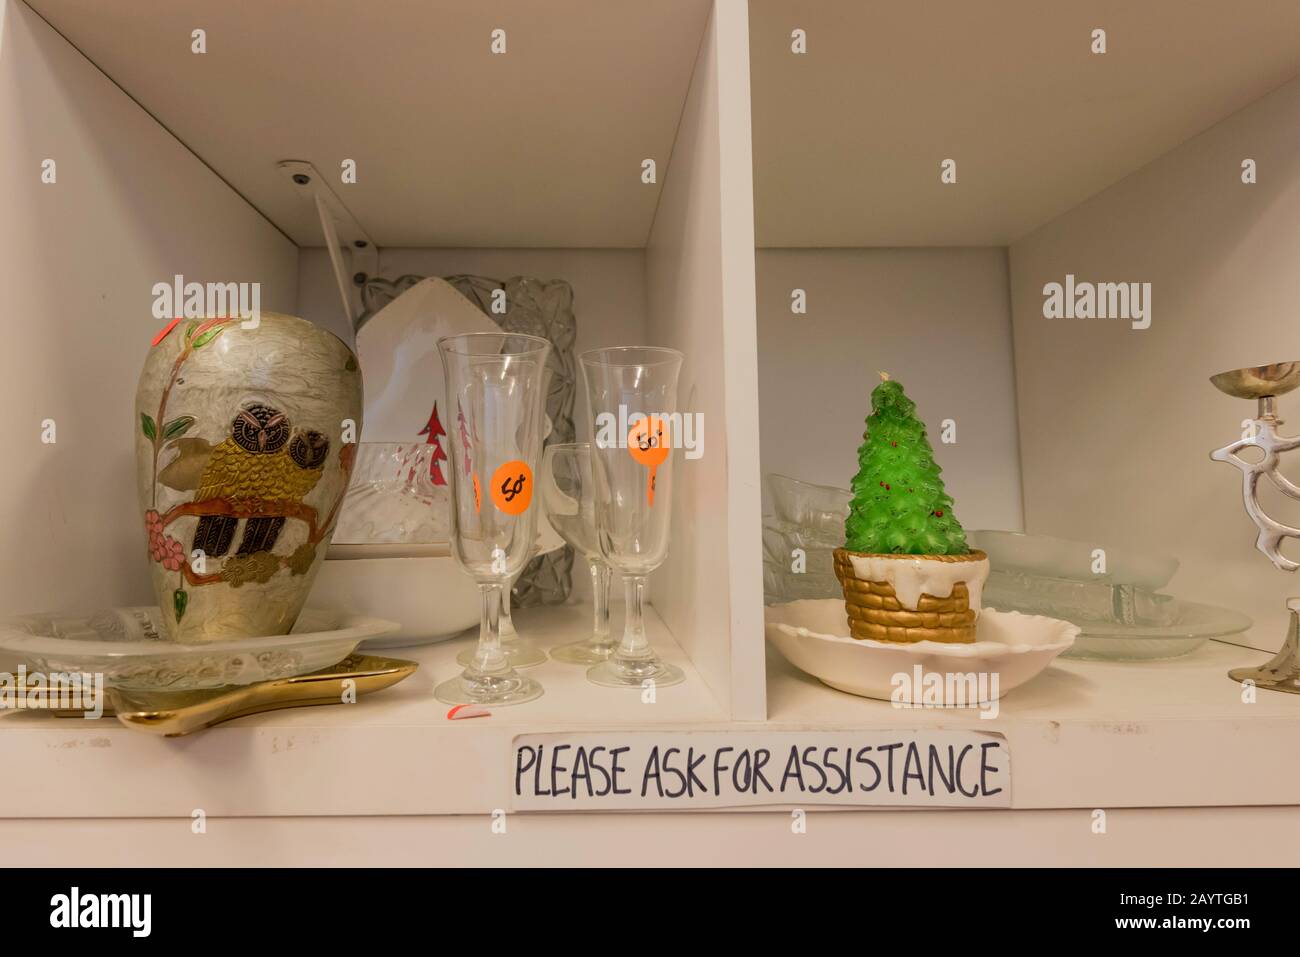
[1210, 361, 1300, 694]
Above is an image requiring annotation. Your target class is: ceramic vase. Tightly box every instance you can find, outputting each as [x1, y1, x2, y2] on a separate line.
[135, 312, 363, 641]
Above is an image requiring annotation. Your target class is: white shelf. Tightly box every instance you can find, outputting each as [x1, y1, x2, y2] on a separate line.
[10, 806, 1300, 868]
[768, 637, 1300, 810]
[4, 607, 1296, 818]
[8, 0, 1300, 853]
[25, 0, 714, 247]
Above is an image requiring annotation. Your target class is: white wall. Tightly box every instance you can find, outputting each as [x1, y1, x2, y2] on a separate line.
[0, 0, 298, 615]
[756, 248, 1024, 535]
[645, 0, 764, 719]
[1010, 73, 1300, 647]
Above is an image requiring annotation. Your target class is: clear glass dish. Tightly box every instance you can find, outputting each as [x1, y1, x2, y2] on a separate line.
[332, 442, 451, 546]
[970, 529, 1179, 590]
[983, 569, 1252, 660]
[765, 473, 850, 541]
[0, 607, 397, 690]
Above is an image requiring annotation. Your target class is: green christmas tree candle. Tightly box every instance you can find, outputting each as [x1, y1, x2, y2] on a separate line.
[844, 372, 969, 556]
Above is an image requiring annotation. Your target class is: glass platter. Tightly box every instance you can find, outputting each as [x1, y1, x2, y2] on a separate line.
[0, 608, 398, 691]
[982, 568, 1253, 660]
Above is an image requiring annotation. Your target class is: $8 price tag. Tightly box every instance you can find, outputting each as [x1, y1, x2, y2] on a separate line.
[628, 417, 669, 507]
[491, 460, 533, 516]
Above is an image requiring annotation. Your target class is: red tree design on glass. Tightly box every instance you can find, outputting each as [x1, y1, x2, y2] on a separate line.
[418, 401, 448, 486]
[457, 400, 473, 476]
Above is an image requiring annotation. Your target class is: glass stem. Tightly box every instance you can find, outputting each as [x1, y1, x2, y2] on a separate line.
[591, 559, 612, 644]
[499, 580, 516, 638]
[470, 583, 508, 676]
[615, 575, 652, 665]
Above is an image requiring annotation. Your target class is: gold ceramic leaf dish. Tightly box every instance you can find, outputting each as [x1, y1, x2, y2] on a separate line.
[49, 654, 416, 736]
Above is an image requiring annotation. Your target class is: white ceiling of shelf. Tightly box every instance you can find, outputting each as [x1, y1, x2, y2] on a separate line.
[26, 0, 711, 248]
[750, 0, 1300, 247]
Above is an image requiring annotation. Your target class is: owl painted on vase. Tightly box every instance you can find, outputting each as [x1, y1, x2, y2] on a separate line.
[135, 312, 363, 641]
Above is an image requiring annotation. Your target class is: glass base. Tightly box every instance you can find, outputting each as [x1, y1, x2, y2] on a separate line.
[586, 658, 685, 689]
[456, 639, 546, 669]
[549, 638, 616, 665]
[434, 671, 543, 707]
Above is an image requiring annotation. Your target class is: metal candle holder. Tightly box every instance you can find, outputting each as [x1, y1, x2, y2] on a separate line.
[1210, 361, 1300, 694]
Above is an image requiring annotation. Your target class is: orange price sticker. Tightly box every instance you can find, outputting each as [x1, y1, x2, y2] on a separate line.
[628, 417, 670, 468]
[628, 417, 669, 506]
[491, 460, 533, 516]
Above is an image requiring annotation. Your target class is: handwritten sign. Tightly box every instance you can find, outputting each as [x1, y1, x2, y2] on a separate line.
[511, 730, 1010, 810]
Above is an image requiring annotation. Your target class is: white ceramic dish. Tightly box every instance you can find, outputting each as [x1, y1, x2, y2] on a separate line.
[765, 598, 1078, 702]
[317, 511, 568, 648]
[356, 277, 501, 443]
[0, 607, 398, 691]
[327, 509, 565, 562]
[312, 554, 481, 648]
[328, 542, 453, 560]
[355, 280, 554, 445]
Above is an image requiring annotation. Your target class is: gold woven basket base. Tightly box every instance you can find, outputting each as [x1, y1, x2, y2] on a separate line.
[833, 548, 987, 644]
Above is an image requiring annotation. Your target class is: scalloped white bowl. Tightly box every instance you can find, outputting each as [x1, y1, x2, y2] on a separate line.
[765, 599, 1078, 702]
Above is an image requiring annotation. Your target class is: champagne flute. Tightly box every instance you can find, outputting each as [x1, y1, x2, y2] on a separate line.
[454, 373, 555, 669]
[541, 443, 615, 664]
[434, 332, 550, 706]
[580, 346, 685, 688]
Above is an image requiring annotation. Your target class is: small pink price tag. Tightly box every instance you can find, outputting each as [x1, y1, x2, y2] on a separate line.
[446, 704, 491, 720]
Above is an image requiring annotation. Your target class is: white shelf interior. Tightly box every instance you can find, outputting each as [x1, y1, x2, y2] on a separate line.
[1, 613, 1292, 818]
[25, 0, 714, 248]
[765, 635, 1300, 810]
[0, 0, 765, 720]
[749, 1, 1300, 659]
[0, 603, 727, 818]
[755, 248, 1023, 534]
[749, 0, 1300, 246]
[4, 0, 1300, 830]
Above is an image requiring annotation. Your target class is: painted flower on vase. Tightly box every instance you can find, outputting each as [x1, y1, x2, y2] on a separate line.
[144, 509, 186, 570]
